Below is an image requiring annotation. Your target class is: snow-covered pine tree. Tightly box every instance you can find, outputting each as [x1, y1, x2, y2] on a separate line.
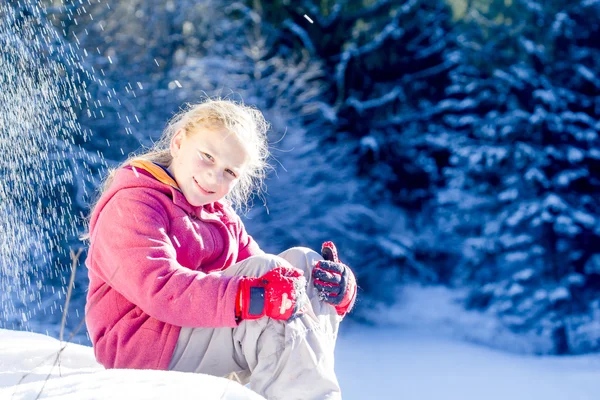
[252, 0, 459, 210]
[243, 0, 464, 300]
[434, 0, 600, 354]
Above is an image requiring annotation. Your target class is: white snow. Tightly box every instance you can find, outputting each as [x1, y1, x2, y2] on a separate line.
[0, 329, 263, 400]
[336, 325, 600, 400]
[2, 320, 600, 400]
[585, 254, 600, 274]
[548, 287, 571, 302]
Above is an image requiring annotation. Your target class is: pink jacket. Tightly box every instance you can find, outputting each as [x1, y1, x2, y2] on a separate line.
[85, 163, 263, 370]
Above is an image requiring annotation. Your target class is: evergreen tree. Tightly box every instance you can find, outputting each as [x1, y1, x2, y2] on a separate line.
[433, 0, 600, 353]
[241, 0, 464, 299]
[248, 0, 458, 210]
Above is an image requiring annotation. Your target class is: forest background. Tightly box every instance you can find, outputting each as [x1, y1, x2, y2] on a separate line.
[1, 0, 600, 355]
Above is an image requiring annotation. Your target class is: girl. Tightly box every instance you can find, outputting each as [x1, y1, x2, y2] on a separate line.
[84, 99, 357, 400]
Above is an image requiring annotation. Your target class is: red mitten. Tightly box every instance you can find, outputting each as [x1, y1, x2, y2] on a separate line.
[313, 241, 357, 316]
[236, 266, 307, 321]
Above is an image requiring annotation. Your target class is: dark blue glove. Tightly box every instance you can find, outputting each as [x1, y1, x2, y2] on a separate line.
[312, 241, 357, 316]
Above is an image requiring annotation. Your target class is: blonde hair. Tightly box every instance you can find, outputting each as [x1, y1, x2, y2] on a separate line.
[95, 98, 271, 213]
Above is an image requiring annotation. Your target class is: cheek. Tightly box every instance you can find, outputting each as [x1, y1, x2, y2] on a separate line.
[222, 180, 237, 193]
[187, 162, 203, 176]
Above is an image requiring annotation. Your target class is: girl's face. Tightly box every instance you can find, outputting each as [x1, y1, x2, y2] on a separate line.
[168, 125, 249, 207]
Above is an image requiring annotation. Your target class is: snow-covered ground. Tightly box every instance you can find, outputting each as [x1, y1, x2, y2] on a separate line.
[337, 324, 600, 400]
[2, 323, 599, 400]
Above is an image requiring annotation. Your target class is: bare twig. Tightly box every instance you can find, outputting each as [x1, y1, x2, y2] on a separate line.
[58, 248, 82, 376]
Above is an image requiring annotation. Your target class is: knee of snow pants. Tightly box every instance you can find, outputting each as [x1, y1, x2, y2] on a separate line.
[169, 248, 343, 400]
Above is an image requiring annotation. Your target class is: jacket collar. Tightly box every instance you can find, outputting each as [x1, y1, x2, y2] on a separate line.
[128, 159, 230, 222]
[130, 159, 180, 191]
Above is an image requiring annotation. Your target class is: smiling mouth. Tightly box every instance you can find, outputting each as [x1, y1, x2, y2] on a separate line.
[193, 178, 214, 195]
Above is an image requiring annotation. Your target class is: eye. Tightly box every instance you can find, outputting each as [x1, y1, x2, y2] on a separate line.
[198, 152, 214, 162]
[225, 169, 237, 178]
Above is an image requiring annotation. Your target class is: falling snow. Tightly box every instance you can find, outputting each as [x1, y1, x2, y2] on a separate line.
[0, 0, 141, 340]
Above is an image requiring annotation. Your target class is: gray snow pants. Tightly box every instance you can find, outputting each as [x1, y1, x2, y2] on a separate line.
[168, 247, 343, 400]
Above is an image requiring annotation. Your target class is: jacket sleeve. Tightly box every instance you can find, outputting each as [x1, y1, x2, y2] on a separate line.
[89, 189, 241, 328]
[235, 213, 264, 262]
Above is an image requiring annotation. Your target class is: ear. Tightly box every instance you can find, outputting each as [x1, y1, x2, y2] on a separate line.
[170, 129, 186, 157]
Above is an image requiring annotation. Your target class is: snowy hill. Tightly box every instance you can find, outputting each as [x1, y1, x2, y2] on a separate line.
[2, 325, 600, 400]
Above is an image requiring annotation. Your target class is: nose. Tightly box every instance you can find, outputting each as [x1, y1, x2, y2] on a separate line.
[204, 168, 223, 189]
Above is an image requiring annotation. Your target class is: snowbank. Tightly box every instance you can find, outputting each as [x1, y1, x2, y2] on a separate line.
[0, 329, 263, 400]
